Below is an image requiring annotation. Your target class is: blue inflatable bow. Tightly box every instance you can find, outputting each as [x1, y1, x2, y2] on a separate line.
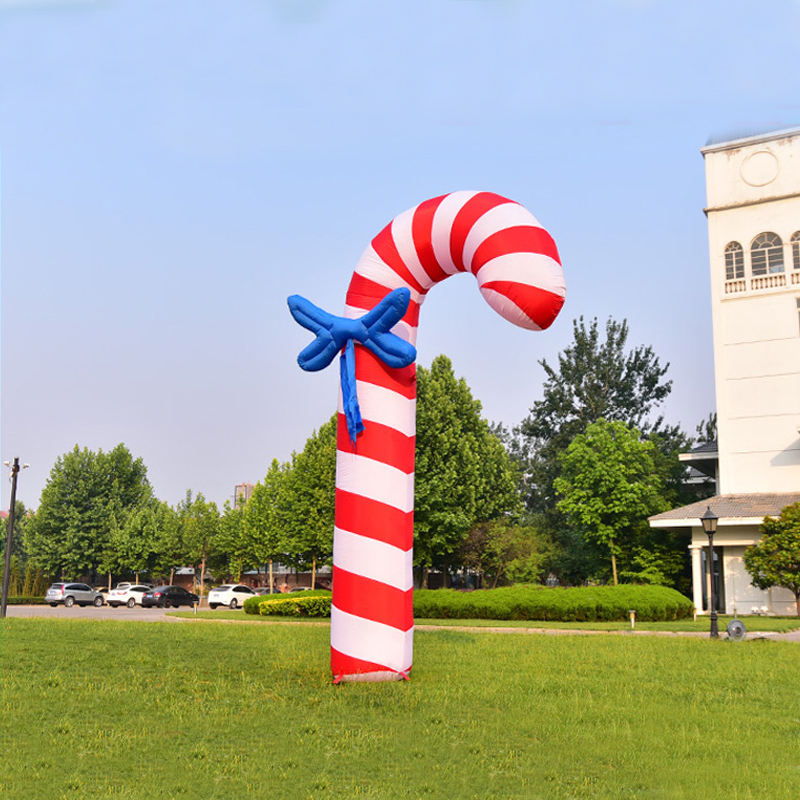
[288, 287, 417, 443]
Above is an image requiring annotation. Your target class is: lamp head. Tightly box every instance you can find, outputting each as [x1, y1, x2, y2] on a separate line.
[700, 505, 718, 535]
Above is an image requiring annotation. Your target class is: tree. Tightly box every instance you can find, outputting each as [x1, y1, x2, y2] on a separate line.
[177, 491, 220, 602]
[25, 444, 152, 579]
[458, 518, 555, 588]
[280, 417, 337, 588]
[516, 316, 672, 513]
[110, 499, 178, 583]
[244, 459, 290, 592]
[744, 503, 800, 616]
[217, 499, 251, 583]
[414, 355, 521, 585]
[554, 419, 667, 585]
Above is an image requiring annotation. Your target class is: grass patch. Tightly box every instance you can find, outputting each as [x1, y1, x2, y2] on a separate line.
[2, 619, 799, 799]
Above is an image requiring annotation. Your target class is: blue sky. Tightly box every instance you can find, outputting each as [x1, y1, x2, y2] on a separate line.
[2, 0, 800, 510]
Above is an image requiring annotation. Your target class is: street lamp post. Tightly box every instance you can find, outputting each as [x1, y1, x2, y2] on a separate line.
[700, 506, 719, 639]
[2, 458, 28, 619]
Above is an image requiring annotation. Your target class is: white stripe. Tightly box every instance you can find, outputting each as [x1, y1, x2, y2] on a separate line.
[338, 381, 416, 437]
[352, 245, 423, 304]
[343, 304, 418, 347]
[480, 287, 543, 330]
[476, 251, 567, 297]
[331, 605, 414, 673]
[336, 452, 414, 512]
[462, 203, 542, 271]
[333, 528, 413, 591]
[390, 207, 437, 290]
[431, 191, 479, 275]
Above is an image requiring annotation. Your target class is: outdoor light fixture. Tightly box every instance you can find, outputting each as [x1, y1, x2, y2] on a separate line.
[700, 506, 719, 639]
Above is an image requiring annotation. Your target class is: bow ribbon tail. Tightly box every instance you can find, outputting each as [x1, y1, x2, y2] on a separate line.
[340, 339, 364, 445]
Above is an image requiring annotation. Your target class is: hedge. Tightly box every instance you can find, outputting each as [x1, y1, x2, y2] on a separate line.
[413, 585, 694, 622]
[244, 589, 332, 616]
[3, 597, 48, 605]
[244, 585, 693, 622]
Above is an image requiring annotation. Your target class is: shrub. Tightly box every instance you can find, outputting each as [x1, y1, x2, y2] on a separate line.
[413, 585, 693, 622]
[244, 590, 332, 616]
[5, 597, 47, 605]
[257, 594, 332, 618]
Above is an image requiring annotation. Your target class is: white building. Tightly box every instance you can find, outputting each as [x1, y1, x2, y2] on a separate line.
[650, 126, 800, 616]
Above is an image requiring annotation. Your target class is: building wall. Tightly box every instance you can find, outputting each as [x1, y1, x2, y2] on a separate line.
[690, 525, 797, 616]
[703, 130, 800, 494]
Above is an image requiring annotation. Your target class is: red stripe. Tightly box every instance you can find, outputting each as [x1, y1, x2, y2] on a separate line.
[331, 648, 409, 681]
[450, 192, 512, 272]
[354, 347, 417, 399]
[338, 414, 415, 474]
[335, 489, 413, 550]
[333, 566, 413, 631]
[481, 281, 566, 330]
[471, 226, 561, 274]
[412, 196, 450, 284]
[371, 224, 426, 294]
[346, 274, 422, 328]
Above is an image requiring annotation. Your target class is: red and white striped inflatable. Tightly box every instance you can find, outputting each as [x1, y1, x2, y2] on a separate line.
[331, 191, 566, 682]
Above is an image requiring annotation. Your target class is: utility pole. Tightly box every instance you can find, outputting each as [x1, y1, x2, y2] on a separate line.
[2, 458, 28, 619]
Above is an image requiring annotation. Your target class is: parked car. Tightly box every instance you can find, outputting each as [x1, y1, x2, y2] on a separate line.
[207, 584, 257, 609]
[45, 582, 104, 608]
[107, 584, 152, 608]
[141, 585, 199, 609]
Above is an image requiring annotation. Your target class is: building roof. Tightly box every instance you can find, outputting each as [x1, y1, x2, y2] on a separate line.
[703, 125, 800, 151]
[649, 493, 800, 528]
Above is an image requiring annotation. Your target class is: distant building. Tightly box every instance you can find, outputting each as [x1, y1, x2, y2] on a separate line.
[650, 126, 800, 616]
[234, 482, 255, 507]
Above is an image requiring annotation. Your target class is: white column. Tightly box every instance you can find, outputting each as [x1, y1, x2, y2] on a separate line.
[691, 545, 703, 615]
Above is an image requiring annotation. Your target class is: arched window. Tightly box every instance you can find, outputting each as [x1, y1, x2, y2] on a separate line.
[791, 232, 800, 271]
[724, 242, 744, 280]
[751, 232, 784, 275]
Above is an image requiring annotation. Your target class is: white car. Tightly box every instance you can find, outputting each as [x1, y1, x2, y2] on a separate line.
[207, 584, 257, 609]
[107, 584, 152, 608]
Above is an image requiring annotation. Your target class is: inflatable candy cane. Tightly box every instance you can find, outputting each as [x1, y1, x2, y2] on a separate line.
[289, 191, 566, 682]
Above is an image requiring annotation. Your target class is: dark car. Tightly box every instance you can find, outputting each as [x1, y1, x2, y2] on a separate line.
[141, 585, 199, 609]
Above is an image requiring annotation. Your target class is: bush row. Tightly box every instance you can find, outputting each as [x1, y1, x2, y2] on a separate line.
[413, 584, 694, 622]
[243, 589, 332, 616]
[257, 594, 332, 618]
[4, 596, 48, 605]
[244, 585, 693, 622]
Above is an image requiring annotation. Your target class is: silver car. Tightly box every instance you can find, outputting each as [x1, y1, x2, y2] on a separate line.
[45, 582, 104, 608]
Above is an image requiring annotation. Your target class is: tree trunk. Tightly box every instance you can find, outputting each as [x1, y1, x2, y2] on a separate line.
[108, 573, 112, 590]
[269, 560, 273, 594]
[422, 568, 429, 589]
[611, 550, 618, 586]
[170, 567, 175, 585]
[795, 590, 800, 617]
[199, 555, 207, 605]
[311, 555, 317, 591]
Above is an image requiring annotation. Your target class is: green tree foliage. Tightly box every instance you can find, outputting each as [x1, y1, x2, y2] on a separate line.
[745, 503, 800, 616]
[414, 355, 521, 583]
[177, 491, 220, 600]
[554, 419, 667, 585]
[244, 459, 290, 591]
[1, 500, 30, 564]
[217, 499, 251, 582]
[111, 499, 179, 583]
[25, 444, 152, 578]
[279, 417, 337, 588]
[517, 317, 672, 513]
[458, 518, 555, 588]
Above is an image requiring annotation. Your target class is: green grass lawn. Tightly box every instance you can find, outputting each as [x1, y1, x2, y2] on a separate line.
[1, 618, 799, 799]
[180, 608, 800, 633]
